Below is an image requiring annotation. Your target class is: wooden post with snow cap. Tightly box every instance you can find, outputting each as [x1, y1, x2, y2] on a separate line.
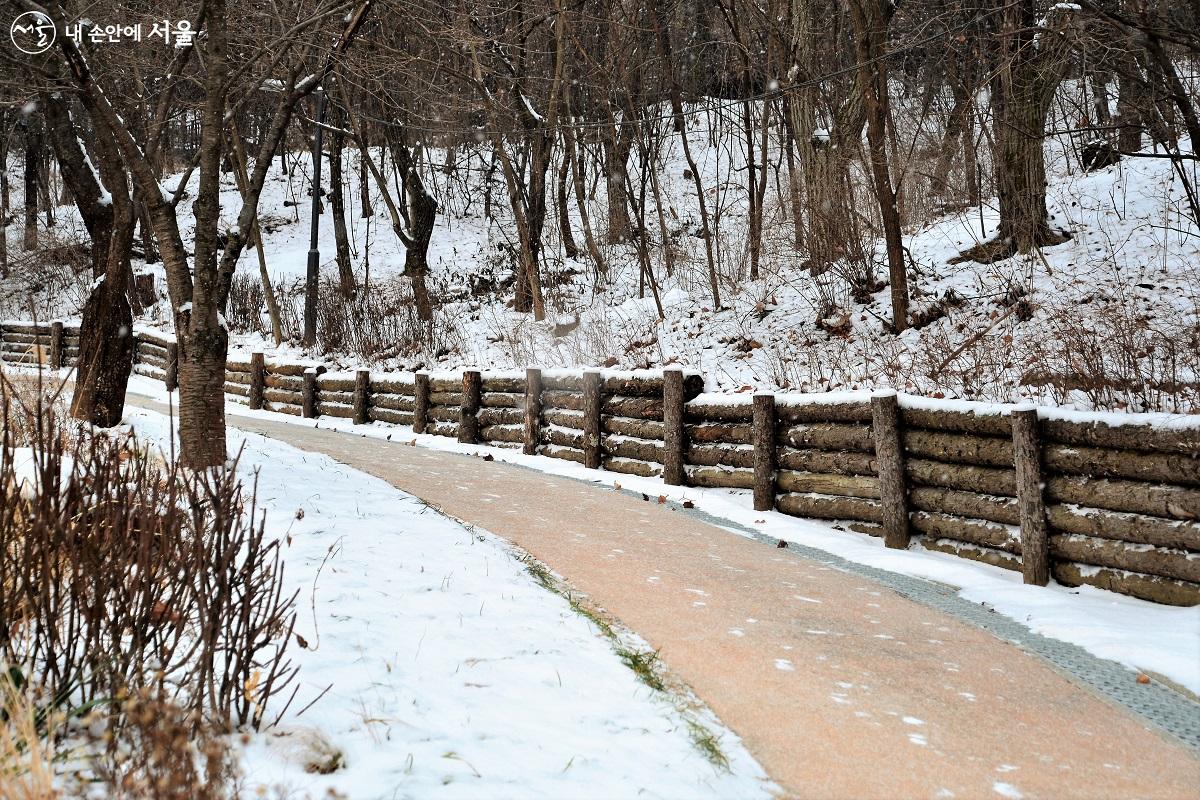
[248, 352, 264, 409]
[165, 342, 180, 392]
[524, 367, 542, 455]
[302, 368, 318, 418]
[460, 370, 482, 443]
[1012, 405, 1050, 586]
[582, 370, 603, 469]
[752, 393, 777, 511]
[871, 390, 910, 549]
[663, 369, 686, 485]
[49, 321, 63, 371]
[413, 372, 430, 434]
[353, 369, 370, 425]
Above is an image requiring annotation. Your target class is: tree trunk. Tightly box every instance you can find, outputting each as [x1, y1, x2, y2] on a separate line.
[328, 109, 356, 297]
[989, 0, 1076, 256]
[602, 132, 633, 243]
[556, 139, 579, 258]
[22, 118, 40, 251]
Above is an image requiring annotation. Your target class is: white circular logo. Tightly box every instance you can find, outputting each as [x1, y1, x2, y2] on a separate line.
[10, 11, 56, 55]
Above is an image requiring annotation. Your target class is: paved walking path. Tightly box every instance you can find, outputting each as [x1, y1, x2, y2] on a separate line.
[131, 397, 1200, 799]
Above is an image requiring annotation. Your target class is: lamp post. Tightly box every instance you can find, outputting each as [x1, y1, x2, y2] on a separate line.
[303, 88, 328, 348]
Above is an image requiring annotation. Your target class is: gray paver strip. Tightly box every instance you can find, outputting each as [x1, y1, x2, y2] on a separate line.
[130, 397, 1200, 799]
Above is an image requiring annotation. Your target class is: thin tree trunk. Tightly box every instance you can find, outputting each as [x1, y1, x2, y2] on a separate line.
[328, 108, 356, 297]
[22, 118, 40, 251]
[557, 138, 579, 258]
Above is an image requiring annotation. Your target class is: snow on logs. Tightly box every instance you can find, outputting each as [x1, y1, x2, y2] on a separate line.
[8, 320, 1194, 607]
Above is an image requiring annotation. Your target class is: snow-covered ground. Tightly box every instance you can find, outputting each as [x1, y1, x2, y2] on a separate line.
[124, 374, 1200, 699]
[121, 402, 775, 799]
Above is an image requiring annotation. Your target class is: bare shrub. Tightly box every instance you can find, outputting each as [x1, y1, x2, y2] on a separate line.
[1027, 297, 1200, 412]
[0, 230, 93, 321]
[0, 382, 298, 736]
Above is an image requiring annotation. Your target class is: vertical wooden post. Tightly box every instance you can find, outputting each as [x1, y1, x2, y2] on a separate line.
[663, 369, 686, 485]
[302, 368, 318, 418]
[248, 352, 264, 409]
[871, 390, 910, 549]
[1012, 405, 1050, 586]
[353, 369, 370, 425]
[752, 393, 777, 511]
[582, 370, 603, 469]
[413, 372, 430, 434]
[49, 321, 63, 371]
[165, 342, 180, 392]
[524, 367, 542, 455]
[460, 370, 482, 443]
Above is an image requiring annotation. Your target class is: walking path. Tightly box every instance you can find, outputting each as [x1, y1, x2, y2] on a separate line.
[130, 397, 1200, 799]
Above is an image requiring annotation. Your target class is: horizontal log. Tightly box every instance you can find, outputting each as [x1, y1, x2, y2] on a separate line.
[428, 406, 459, 423]
[2, 332, 46, 345]
[225, 370, 251, 387]
[688, 466, 755, 489]
[921, 537, 1021, 572]
[429, 377, 461, 392]
[481, 376, 526, 393]
[776, 470, 880, 499]
[899, 407, 1011, 436]
[545, 427, 583, 449]
[778, 423, 874, 453]
[543, 444, 586, 464]
[479, 407, 524, 427]
[138, 353, 169, 370]
[265, 374, 304, 391]
[1044, 444, 1200, 487]
[776, 493, 883, 523]
[318, 376, 358, 392]
[428, 422, 458, 438]
[1051, 562, 1200, 606]
[542, 389, 583, 411]
[315, 402, 355, 419]
[372, 394, 415, 412]
[138, 340, 169, 358]
[1, 323, 46, 335]
[482, 391, 524, 408]
[1046, 476, 1200, 521]
[266, 363, 324, 377]
[480, 425, 525, 444]
[911, 511, 1020, 554]
[264, 388, 303, 405]
[907, 458, 1016, 496]
[685, 401, 753, 423]
[134, 364, 165, 380]
[603, 457, 662, 478]
[903, 430, 1013, 467]
[603, 416, 664, 440]
[909, 486, 1020, 526]
[369, 407, 413, 426]
[263, 402, 301, 416]
[686, 443, 754, 469]
[1049, 533, 1200, 583]
[373, 378, 415, 395]
[1046, 505, 1200, 551]
[776, 448, 877, 476]
[223, 382, 249, 398]
[544, 409, 585, 430]
[318, 389, 354, 405]
[1042, 418, 1200, 456]
[603, 436, 664, 463]
[688, 422, 751, 445]
[602, 396, 663, 420]
[776, 400, 872, 424]
[429, 391, 463, 407]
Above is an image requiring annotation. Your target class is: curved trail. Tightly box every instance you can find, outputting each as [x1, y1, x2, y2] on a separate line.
[130, 397, 1199, 799]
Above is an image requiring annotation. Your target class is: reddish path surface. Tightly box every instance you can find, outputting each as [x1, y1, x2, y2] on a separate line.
[134, 398, 1200, 799]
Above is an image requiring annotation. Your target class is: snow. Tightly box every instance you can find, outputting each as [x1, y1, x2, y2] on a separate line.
[120, 402, 774, 799]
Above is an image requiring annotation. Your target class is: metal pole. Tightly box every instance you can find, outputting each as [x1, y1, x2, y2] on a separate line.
[303, 89, 327, 348]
